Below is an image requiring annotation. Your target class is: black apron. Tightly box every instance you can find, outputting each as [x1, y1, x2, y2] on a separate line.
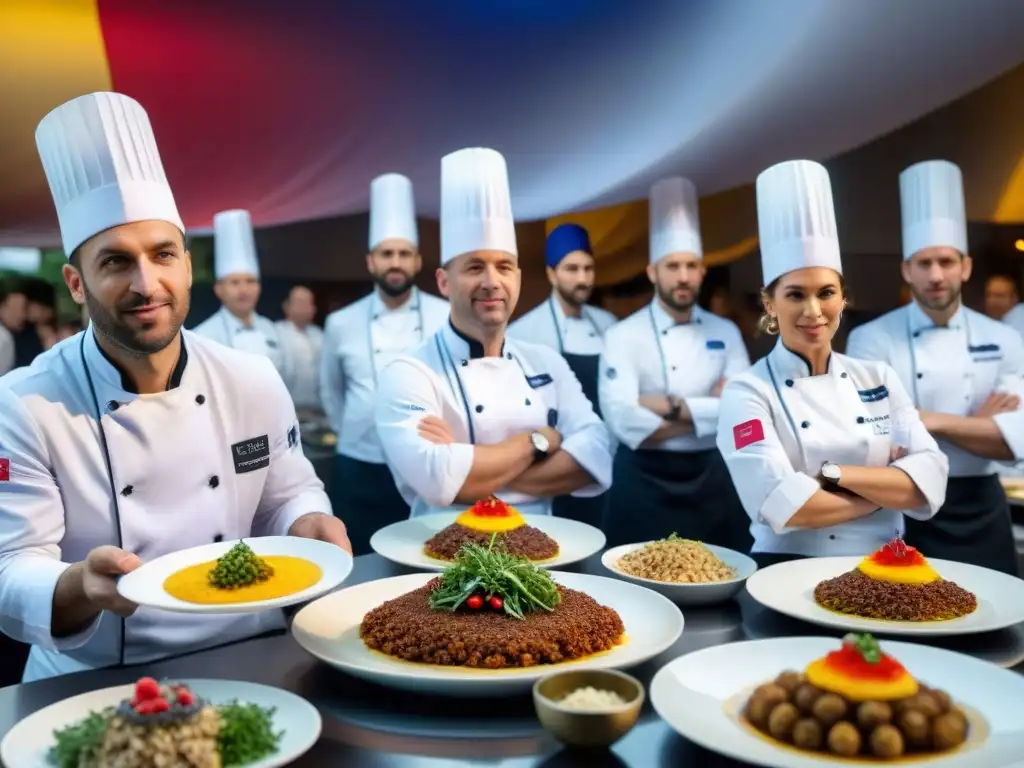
[603, 444, 753, 552]
[551, 349, 609, 524]
[903, 474, 1020, 577]
[330, 454, 409, 556]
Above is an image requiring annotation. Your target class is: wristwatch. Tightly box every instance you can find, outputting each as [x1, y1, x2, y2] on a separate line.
[530, 431, 551, 463]
[665, 396, 682, 422]
[820, 461, 842, 488]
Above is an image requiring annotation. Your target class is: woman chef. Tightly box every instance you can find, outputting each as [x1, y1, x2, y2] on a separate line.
[716, 160, 949, 569]
[0, 92, 348, 683]
[374, 148, 613, 518]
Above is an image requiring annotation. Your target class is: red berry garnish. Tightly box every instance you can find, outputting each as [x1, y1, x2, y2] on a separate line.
[489, 595, 503, 611]
[466, 594, 483, 610]
[134, 677, 160, 701]
[150, 697, 170, 713]
[176, 689, 194, 707]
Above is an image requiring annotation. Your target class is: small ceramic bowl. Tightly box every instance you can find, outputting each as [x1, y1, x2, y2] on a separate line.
[532, 668, 644, 748]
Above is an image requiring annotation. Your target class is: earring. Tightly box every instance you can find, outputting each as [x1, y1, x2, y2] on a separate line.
[766, 315, 779, 335]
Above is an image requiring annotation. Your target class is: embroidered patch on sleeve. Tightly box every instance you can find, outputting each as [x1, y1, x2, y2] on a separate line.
[287, 423, 300, 450]
[733, 419, 765, 450]
[0, 458, 9, 482]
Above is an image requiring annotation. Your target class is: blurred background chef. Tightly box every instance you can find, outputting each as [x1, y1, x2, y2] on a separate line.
[600, 177, 752, 551]
[320, 173, 449, 554]
[507, 223, 616, 523]
[718, 160, 948, 569]
[276, 285, 323, 417]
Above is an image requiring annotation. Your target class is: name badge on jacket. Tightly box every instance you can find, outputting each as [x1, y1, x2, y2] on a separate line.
[706, 340, 726, 350]
[527, 373, 553, 389]
[233, 435, 270, 473]
[858, 386, 889, 403]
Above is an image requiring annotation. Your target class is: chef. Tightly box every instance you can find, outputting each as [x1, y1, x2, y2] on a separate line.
[845, 160, 1024, 575]
[599, 177, 752, 551]
[192, 209, 287, 375]
[984, 274, 1024, 338]
[507, 223, 617, 523]
[0, 92, 348, 683]
[374, 148, 613, 518]
[717, 160, 948, 569]
[276, 285, 323, 415]
[320, 173, 448, 553]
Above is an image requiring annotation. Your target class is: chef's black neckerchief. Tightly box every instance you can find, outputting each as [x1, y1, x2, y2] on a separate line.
[94, 335, 188, 394]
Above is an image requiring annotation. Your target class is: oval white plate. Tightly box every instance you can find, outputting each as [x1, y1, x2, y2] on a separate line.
[745, 556, 1024, 636]
[117, 536, 353, 614]
[291, 571, 683, 696]
[0, 679, 321, 768]
[650, 637, 1024, 767]
[601, 542, 758, 606]
[369, 513, 606, 571]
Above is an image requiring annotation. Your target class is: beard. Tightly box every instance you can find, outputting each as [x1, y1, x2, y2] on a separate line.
[373, 269, 415, 298]
[556, 283, 591, 308]
[83, 280, 187, 356]
[656, 282, 696, 313]
[911, 282, 960, 313]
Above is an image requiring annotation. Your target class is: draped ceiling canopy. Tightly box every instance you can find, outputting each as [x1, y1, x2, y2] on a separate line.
[1, 0, 1024, 253]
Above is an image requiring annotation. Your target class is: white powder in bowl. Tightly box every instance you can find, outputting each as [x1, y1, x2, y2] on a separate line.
[558, 686, 629, 710]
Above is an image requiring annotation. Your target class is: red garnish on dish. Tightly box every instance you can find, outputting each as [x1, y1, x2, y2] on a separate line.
[869, 535, 924, 567]
[134, 697, 171, 715]
[470, 496, 513, 518]
[823, 634, 906, 681]
[489, 595, 504, 611]
[175, 689, 195, 707]
[466, 594, 484, 610]
[133, 677, 160, 701]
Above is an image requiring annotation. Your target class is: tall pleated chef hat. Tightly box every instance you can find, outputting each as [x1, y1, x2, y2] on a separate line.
[756, 159, 842, 286]
[369, 173, 418, 250]
[0, 247, 42, 274]
[213, 209, 260, 280]
[649, 176, 703, 264]
[440, 148, 517, 266]
[34, 92, 184, 258]
[899, 160, 967, 261]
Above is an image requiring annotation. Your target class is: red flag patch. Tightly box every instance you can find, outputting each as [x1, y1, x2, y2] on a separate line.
[733, 419, 765, 450]
[0, 458, 9, 482]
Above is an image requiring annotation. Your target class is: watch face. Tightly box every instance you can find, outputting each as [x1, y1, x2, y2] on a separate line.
[533, 432, 549, 452]
[823, 463, 840, 480]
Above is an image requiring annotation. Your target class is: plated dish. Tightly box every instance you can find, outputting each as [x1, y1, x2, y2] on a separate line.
[650, 636, 1024, 767]
[0, 679, 321, 768]
[369, 507, 606, 572]
[291, 545, 683, 696]
[116, 536, 353, 614]
[601, 536, 757, 606]
[744, 550, 1024, 636]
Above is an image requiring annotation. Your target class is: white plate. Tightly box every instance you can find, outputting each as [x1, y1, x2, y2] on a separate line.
[117, 536, 353, 614]
[650, 637, 1024, 767]
[0, 679, 321, 768]
[369, 513, 606, 571]
[745, 556, 1024, 636]
[291, 571, 683, 696]
[600, 542, 758, 606]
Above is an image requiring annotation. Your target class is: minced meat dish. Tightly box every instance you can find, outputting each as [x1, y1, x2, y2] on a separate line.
[424, 522, 559, 561]
[814, 571, 977, 622]
[360, 582, 624, 668]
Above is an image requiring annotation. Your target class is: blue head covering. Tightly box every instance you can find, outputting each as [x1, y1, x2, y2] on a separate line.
[545, 223, 592, 268]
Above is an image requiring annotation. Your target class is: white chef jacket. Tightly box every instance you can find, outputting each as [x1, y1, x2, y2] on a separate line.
[0, 324, 14, 376]
[599, 301, 750, 451]
[507, 295, 618, 356]
[276, 320, 323, 410]
[320, 288, 449, 464]
[374, 321, 614, 518]
[717, 342, 948, 556]
[0, 328, 330, 681]
[1001, 303, 1024, 339]
[846, 302, 1024, 477]
[192, 307, 288, 377]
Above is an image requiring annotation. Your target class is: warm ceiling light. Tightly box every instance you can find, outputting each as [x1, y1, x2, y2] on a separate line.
[1016, 239, 1024, 252]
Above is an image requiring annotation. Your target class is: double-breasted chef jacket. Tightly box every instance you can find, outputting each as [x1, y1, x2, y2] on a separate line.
[846, 302, 1024, 574]
[0, 328, 330, 682]
[275, 319, 324, 411]
[716, 341, 948, 557]
[374, 321, 614, 518]
[598, 301, 753, 550]
[193, 306, 288, 378]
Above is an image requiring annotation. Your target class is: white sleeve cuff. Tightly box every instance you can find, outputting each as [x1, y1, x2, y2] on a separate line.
[993, 411, 1024, 462]
[561, 434, 612, 498]
[263, 489, 333, 537]
[429, 443, 476, 508]
[891, 453, 947, 520]
[683, 396, 720, 438]
[760, 473, 821, 534]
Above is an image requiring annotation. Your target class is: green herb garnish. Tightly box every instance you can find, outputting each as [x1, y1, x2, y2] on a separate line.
[428, 534, 561, 619]
[217, 700, 283, 766]
[843, 632, 882, 664]
[47, 708, 113, 768]
[208, 541, 274, 589]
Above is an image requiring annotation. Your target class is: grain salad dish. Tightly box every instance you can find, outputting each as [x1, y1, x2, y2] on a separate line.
[47, 677, 281, 768]
[423, 496, 559, 561]
[615, 533, 736, 583]
[361, 536, 624, 669]
[742, 633, 977, 760]
[813, 538, 977, 622]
